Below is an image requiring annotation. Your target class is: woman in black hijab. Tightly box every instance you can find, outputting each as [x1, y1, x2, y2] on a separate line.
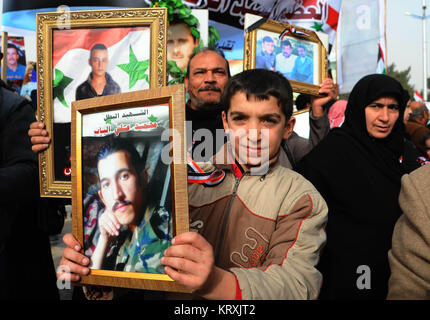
[297, 74, 420, 300]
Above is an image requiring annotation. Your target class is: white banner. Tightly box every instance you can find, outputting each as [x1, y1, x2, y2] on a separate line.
[337, 0, 385, 93]
[82, 104, 169, 138]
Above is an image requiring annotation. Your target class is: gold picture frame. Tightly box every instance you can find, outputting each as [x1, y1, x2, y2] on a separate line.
[36, 8, 167, 198]
[71, 84, 190, 292]
[244, 19, 328, 97]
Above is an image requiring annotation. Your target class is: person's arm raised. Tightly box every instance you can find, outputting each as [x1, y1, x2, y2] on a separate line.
[310, 78, 337, 118]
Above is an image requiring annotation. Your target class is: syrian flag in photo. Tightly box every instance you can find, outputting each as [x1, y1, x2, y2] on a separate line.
[321, 0, 341, 45]
[376, 42, 386, 74]
[52, 26, 151, 123]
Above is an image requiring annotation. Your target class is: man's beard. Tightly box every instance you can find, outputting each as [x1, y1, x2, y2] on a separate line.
[188, 85, 223, 111]
[194, 100, 223, 111]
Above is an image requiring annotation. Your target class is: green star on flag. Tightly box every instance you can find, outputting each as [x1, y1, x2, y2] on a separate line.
[148, 114, 157, 123]
[117, 45, 149, 89]
[311, 22, 324, 32]
[53, 69, 73, 108]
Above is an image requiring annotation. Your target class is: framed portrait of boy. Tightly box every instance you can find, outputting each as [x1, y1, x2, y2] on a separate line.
[36, 8, 167, 198]
[243, 14, 328, 96]
[70, 84, 190, 292]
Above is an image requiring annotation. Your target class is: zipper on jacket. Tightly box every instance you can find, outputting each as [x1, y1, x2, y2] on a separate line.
[214, 175, 242, 265]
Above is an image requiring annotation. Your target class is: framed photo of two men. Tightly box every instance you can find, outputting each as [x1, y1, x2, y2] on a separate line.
[36, 8, 167, 198]
[71, 84, 190, 292]
[243, 14, 328, 97]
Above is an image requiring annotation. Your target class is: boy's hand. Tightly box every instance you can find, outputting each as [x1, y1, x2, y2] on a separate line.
[57, 233, 90, 283]
[161, 232, 237, 299]
[161, 232, 214, 292]
[28, 121, 51, 153]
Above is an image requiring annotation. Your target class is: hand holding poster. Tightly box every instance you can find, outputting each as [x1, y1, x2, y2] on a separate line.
[71, 84, 189, 292]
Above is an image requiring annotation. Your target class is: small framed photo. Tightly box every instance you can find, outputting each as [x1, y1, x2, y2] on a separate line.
[71, 84, 190, 292]
[36, 8, 167, 197]
[244, 17, 328, 96]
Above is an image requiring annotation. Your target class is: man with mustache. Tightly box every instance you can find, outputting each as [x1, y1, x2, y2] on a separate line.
[184, 48, 230, 161]
[3, 44, 26, 80]
[89, 139, 171, 274]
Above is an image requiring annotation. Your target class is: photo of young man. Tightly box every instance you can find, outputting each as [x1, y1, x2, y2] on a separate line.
[255, 35, 276, 71]
[75, 43, 121, 100]
[89, 138, 171, 274]
[80, 103, 172, 274]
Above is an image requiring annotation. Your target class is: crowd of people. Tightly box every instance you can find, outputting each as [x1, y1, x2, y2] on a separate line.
[1, 43, 430, 301]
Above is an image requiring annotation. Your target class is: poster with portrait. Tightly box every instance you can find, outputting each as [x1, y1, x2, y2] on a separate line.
[166, 9, 208, 84]
[71, 85, 190, 291]
[0, 36, 27, 90]
[167, 9, 208, 70]
[244, 14, 328, 96]
[37, 8, 167, 197]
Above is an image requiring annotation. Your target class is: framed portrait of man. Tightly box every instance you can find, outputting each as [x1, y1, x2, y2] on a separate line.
[36, 8, 167, 198]
[71, 84, 190, 292]
[243, 14, 328, 96]
[0, 36, 27, 92]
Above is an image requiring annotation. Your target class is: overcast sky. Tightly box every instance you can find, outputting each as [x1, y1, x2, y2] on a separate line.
[387, 1, 430, 94]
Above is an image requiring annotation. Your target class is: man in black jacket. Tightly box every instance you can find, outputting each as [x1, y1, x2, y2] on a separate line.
[0, 79, 59, 299]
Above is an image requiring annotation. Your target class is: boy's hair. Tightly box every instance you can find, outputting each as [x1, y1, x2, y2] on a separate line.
[222, 69, 293, 120]
[295, 94, 311, 111]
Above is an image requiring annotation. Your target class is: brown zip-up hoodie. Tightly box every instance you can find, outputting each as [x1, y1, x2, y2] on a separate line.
[188, 159, 328, 299]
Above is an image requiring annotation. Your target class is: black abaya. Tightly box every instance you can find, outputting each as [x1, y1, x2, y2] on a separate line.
[297, 74, 419, 300]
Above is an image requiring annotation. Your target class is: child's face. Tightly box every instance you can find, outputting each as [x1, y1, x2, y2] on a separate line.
[222, 92, 294, 170]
